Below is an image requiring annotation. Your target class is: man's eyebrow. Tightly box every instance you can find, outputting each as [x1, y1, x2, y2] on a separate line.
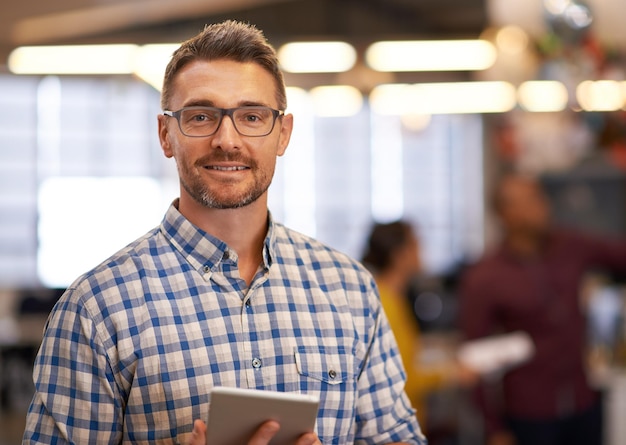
[182, 99, 216, 108]
[238, 100, 272, 108]
[181, 100, 273, 109]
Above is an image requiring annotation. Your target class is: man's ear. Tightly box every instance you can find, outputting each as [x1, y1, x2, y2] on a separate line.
[276, 113, 293, 157]
[158, 114, 174, 158]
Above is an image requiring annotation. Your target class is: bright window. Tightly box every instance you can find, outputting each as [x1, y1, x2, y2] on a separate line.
[0, 74, 484, 287]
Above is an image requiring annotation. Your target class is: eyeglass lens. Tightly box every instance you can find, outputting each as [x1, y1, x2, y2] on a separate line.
[178, 107, 277, 137]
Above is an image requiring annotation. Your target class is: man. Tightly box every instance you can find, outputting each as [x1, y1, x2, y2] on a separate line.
[23, 21, 425, 445]
[460, 173, 626, 445]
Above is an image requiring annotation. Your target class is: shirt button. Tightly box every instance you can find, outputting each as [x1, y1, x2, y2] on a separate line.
[245, 299, 251, 308]
[203, 265, 210, 273]
[328, 369, 337, 380]
[252, 357, 262, 368]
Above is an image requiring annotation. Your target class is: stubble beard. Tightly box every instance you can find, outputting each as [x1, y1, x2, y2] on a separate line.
[178, 156, 273, 210]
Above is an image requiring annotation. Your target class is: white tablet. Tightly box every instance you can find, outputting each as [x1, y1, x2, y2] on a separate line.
[206, 386, 320, 445]
[457, 331, 535, 375]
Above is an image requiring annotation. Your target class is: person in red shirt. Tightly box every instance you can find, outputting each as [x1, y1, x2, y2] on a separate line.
[460, 173, 626, 445]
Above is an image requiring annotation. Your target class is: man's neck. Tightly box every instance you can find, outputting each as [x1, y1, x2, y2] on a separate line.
[178, 195, 268, 285]
[504, 231, 548, 259]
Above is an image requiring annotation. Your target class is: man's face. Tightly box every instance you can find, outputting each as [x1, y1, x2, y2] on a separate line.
[158, 59, 292, 210]
[498, 177, 551, 236]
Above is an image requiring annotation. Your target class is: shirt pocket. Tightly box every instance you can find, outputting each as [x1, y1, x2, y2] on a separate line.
[295, 345, 355, 385]
[294, 345, 358, 442]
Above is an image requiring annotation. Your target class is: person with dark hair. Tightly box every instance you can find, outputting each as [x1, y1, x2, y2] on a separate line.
[363, 222, 420, 274]
[362, 221, 468, 430]
[23, 21, 425, 445]
[460, 173, 626, 445]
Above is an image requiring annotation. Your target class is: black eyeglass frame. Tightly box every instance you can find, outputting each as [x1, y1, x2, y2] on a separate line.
[162, 106, 285, 138]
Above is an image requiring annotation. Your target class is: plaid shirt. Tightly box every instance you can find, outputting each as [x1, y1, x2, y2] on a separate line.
[24, 202, 425, 445]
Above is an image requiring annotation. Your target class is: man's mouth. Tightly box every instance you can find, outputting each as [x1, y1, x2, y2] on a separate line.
[206, 165, 249, 171]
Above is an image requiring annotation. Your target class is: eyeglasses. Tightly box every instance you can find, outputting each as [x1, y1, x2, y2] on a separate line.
[163, 106, 284, 137]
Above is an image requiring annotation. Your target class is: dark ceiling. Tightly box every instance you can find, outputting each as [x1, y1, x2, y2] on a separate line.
[1, 0, 487, 70]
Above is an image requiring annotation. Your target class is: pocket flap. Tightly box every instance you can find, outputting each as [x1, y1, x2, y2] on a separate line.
[294, 346, 354, 385]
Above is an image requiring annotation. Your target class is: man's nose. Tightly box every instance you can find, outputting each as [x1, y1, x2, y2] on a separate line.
[211, 114, 241, 148]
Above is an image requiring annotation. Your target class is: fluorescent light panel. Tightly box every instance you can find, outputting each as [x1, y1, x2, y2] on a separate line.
[518, 81, 568, 112]
[576, 80, 624, 111]
[495, 26, 530, 55]
[278, 41, 357, 73]
[10, 41, 359, 78]
[369, 84, 412, 115]
[310, 85, 363, 117]
[9, 44, 139, 74]
[133, 44, 180, 90]
[370, 82, 516, 115]
[401, 113, 432, 132]
[366, 40, 497, 72]
[9, 43, 178, 91]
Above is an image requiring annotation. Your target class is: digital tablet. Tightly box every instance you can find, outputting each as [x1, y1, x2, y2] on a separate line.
[457, 331, 535, 375]
[206, 386, 319, 445]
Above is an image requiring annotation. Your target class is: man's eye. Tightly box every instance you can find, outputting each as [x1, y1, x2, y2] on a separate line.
[192, 114, 209, 122]
[185, 112, 215, 124]
[241, 113, 267, 123]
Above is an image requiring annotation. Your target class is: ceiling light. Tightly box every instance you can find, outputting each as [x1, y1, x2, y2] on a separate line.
[309, 85, 363, 117]
[370, 82, 516, 115]
[365, 40, 496, 72]
[8, 44, 139, 75]
[369, 84, 413, 115]
[496, 26, 530, 55]
[518, 81, 568, 112]
[409, 82, 516, 114]
[401, 113, 432, 132]
[576, 80, 624, 111]
[133, 44, 180, 90]
[278, 42, 357, 73]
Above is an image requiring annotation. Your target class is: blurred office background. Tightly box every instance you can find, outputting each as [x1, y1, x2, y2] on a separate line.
[2, 0, 626, 443]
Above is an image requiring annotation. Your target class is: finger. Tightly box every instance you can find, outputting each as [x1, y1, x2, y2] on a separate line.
[295, 432, 321, 445]
[190, 419, 207, 445]
[248, 420, 280, 444]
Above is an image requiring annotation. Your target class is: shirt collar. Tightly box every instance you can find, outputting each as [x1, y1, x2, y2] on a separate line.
[263, 216, 277, 270]
[160, 200, 276, 275]
[497, 229, 558, 263]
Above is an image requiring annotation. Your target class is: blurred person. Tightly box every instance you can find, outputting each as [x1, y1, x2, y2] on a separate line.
[460, 173, 626, 445]
[23, 21, 425, 445]
[362, 221, 472, 430]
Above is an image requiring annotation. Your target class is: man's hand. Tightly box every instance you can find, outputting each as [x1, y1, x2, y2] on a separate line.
[188, 419, 321, 445]
[488, 430, 517, 445]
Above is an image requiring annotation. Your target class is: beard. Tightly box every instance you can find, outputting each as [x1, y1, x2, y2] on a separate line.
[177, 153, 273, 209]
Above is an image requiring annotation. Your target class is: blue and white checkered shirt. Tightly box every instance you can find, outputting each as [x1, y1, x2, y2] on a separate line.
[24, 202, 425, 445]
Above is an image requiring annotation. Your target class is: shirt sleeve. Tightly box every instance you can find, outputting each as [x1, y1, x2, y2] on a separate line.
[23, 288, 123, 444]
[579, 231, 626, 277]
[353, 284, 427, 445]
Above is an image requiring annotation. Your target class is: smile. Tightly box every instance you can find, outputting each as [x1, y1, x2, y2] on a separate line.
[206, 166, 249, 171]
